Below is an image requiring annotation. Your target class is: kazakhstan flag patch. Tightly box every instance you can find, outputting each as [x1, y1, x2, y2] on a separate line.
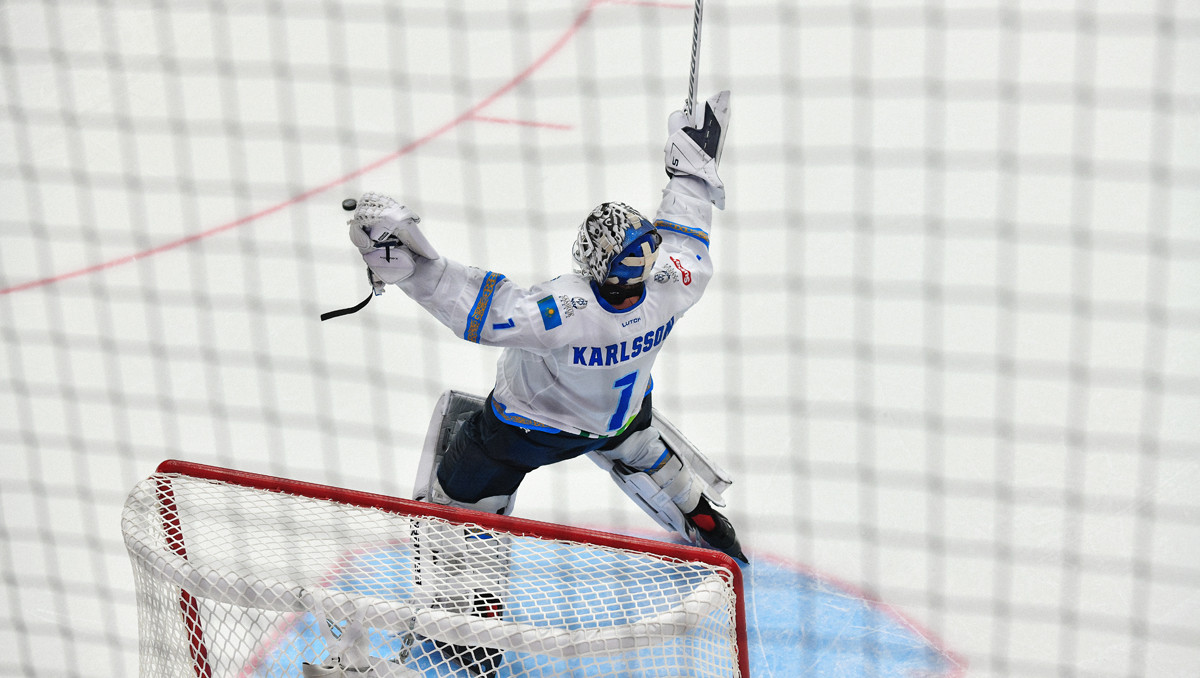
[537, 295, 562, 330]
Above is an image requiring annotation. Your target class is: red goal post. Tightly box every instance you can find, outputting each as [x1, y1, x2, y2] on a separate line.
[124, 459, 748, 677]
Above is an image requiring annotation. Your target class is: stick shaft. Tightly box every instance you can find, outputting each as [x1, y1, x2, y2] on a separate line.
[685, 0, 704, 117]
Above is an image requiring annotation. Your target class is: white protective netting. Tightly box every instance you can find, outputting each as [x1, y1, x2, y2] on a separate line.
[122, 468, 742, 678]
[2, 1, 1198, 676]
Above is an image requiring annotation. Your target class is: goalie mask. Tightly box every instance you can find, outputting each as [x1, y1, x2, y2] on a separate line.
[572, 202, 661, 286]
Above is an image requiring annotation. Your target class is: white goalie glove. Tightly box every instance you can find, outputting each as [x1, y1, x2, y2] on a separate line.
[347, 192, 438, 284]
[665, 90, 730, 209]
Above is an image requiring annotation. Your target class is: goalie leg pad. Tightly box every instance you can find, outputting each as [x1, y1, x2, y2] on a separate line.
[412, 517, 511, 611]
[412, 477, 512, 674]
[606, 427, 703, 513]
[414, 390, 516, 516]
[595, 455, 701, 547]
[588, 426, 705, 545]
[650, 408, 732, 507]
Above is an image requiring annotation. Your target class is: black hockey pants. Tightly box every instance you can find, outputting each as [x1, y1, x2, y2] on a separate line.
[437, 391, 654, 506]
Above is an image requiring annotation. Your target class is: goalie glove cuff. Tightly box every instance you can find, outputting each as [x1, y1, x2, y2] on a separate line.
[361, 245, 416, 284]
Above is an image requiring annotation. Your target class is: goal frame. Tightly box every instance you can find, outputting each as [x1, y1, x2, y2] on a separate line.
[152, 458, 749, 678]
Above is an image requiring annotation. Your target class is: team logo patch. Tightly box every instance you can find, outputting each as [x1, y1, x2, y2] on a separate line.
[557, 295, 576, 318]
[654, 268, 678, 284]
[555, 295, 589, 318]
[554, 294, 583, 316]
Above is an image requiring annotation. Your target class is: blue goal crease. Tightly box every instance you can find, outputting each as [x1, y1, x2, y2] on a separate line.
[245, 538, 959, 678]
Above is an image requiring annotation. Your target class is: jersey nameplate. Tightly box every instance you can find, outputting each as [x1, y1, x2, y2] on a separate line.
[571, 317, 675, 367]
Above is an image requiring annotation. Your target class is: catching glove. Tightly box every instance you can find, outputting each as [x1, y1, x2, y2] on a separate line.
[347, 193, 437, 284]
[664, 90, 730, 209]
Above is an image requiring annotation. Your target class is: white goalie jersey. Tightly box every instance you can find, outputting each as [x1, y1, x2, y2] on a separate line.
[395, 174, 716, 436]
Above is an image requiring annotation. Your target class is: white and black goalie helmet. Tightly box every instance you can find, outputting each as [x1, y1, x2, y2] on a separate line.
[572, 202, 661, 286]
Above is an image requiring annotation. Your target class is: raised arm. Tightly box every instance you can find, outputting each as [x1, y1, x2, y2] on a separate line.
[653, 91, 730, 299]
[656, 89, 728, 242]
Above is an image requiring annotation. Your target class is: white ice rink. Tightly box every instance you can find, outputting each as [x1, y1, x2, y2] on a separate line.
[2, 1, 1198, 676]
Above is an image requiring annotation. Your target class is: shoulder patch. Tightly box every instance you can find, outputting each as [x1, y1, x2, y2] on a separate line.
[537, 295, 562, 330]
[654, 266, 679, 285]
[556, 294, 589, 318]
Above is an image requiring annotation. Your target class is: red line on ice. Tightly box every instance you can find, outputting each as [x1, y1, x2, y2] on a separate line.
[0, 0, 611, 296]
[470, 115, 573, 131]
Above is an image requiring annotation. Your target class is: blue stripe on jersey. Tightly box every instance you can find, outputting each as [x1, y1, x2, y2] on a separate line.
[655, 219, 709, 248]
[537, 295, 562, 330]
[491, 398, 561, 433]
[464, 271, 506, 343]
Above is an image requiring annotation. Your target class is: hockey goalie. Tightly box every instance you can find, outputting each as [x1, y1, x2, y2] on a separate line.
[342, 91, 742, 674]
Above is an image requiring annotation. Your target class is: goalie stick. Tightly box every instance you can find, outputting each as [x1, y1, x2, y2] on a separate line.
[685, 0, 704, 118]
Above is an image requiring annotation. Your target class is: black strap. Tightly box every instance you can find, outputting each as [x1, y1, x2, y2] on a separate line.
[320, 292, 374, 321]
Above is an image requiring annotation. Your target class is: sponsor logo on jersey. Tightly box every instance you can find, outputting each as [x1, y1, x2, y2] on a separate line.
[571, 317, 675, 366]
[670, 256, 692, 285]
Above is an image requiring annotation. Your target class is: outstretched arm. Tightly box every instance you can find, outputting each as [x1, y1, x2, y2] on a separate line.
[345, 197, 568, 350]
[398, 257, 582, 351]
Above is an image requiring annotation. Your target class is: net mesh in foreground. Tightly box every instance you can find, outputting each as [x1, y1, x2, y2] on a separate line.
[122, 461, 746, 677]
[2, 2, 1198, 676]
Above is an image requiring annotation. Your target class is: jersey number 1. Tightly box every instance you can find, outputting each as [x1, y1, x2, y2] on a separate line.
[609, 371, 639, 432]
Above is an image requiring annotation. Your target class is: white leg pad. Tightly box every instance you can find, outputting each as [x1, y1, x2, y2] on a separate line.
[412, 517, 510, 614]
[412, 391, 513, 627]
[590, 452, 702, 547]
[651, 408, 733, 507]
[587, 409, 735, 544]
[413, 389, 516, 516]
[588, 426, 704, 545]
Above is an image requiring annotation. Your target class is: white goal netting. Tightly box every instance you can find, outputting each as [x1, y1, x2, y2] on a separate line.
[122, 463, 744, 678]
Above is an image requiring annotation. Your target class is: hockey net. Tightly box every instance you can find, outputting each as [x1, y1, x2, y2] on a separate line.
[122, 460, 747, 678]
